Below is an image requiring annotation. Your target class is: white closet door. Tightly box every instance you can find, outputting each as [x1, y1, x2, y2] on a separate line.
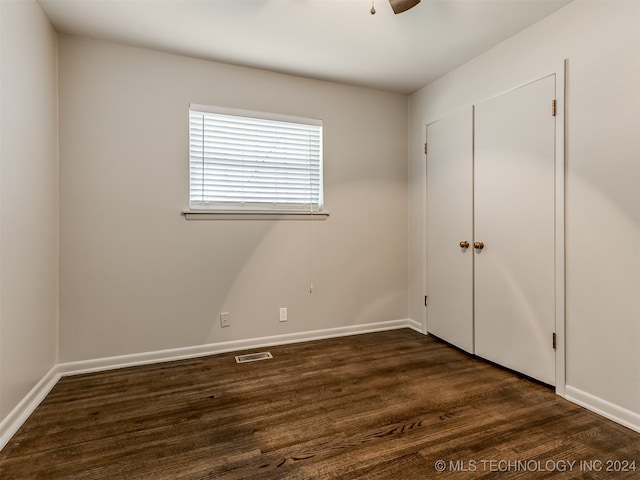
[474, 75, 556, 385]
[426, 108, 474, 353]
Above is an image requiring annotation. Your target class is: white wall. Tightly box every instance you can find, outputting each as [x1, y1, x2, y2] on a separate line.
[409, 0, 639, 427]
[58, 36, 408, 362]
[0, 0, 59, 421]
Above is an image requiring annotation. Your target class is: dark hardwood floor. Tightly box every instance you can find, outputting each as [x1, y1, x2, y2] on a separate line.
[1, 329, 638, 479]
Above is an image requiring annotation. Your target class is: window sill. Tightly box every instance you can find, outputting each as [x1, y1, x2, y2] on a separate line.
[182, 209, 330, 221]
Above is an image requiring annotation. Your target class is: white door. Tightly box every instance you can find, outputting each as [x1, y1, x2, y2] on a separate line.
[474, 75, 556, 385]
[426, 108, 474, 353]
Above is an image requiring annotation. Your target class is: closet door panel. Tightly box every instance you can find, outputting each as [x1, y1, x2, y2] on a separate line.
[474, 75, 556, 385]
[426, 108, 474, 353]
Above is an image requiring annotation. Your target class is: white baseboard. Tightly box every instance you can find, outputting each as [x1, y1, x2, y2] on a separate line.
[0, 366, 61, 451]
[564, 385, 640, 433]
[406, 318, 423, 334]
[58, 319, 421, 376]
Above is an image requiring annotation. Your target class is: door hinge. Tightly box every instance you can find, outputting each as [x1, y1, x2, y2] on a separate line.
[424, 143, 428, 155]
[424, 295, 428, 307]
[552, 332, 557, 350]
[552, 99, 557, 117]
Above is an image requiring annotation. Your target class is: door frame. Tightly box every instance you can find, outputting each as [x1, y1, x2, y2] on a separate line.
[555, 61, 567, 396]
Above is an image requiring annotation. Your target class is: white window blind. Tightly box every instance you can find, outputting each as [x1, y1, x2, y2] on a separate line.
[189, 105, 323, 212]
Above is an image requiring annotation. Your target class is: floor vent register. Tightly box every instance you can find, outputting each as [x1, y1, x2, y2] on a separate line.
[235, 352, 273, 364]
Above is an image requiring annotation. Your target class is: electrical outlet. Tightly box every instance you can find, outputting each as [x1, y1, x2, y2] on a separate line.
[279, 307, 288, 322]
[220, 312, 230, 328]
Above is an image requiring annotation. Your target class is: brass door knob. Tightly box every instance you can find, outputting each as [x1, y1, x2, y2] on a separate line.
[459, 241, 470, 249]
[474, 241, 485, 250]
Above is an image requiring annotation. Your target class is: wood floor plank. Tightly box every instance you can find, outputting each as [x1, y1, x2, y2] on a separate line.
[1, 329, 638, 479]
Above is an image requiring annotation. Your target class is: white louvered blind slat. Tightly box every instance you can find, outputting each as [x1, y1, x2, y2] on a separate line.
[189, 107, 323, 211]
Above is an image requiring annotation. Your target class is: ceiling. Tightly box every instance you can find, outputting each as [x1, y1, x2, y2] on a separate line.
[39, 0, 573, 94]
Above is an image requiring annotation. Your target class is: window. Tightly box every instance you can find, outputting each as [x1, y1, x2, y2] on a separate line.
[189, 104, 323, 213]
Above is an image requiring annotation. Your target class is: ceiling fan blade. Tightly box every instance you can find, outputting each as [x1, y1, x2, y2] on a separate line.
[388, 0, 420, 14]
